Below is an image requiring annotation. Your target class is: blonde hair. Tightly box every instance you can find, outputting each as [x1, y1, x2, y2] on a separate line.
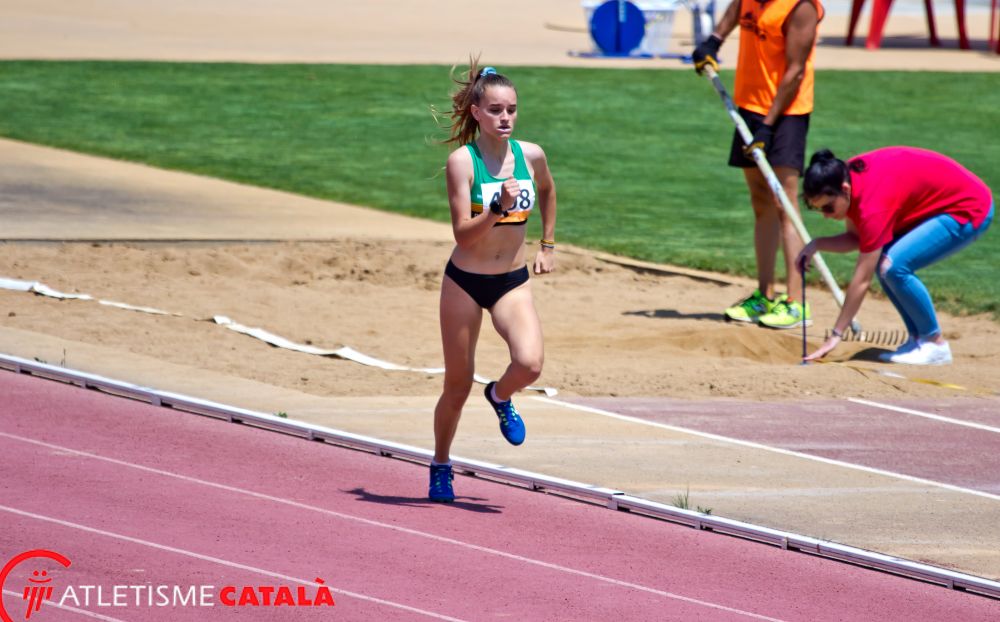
[444, 56, 516, 147]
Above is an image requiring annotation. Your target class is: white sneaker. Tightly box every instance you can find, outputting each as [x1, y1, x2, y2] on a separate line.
[878, 338, 918, 362]
[889, 340, 952, 365]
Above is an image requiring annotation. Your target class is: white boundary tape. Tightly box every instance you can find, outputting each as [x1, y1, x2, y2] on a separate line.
[0, 352, 997, 600]
[0, 276, 556, 396]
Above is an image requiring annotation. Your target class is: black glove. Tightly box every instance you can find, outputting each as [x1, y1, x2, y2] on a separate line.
[692, 34, 722, 75]
[742, 124, 773, 158]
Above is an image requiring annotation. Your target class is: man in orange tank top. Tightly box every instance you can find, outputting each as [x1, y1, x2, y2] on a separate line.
[692, 0, 824, 330]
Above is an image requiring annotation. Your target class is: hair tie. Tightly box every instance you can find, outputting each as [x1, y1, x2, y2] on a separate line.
[479, 67, 497, 79]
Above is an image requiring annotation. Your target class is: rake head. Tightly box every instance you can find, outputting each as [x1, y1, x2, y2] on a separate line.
[824, 328, 909, 346]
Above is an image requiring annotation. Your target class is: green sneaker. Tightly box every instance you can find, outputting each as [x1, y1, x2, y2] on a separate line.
[758, 299, 811, 329]
[724, 290, 784, 323]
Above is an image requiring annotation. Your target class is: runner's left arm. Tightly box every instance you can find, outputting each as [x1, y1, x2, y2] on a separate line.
[526, 143, 557, 274]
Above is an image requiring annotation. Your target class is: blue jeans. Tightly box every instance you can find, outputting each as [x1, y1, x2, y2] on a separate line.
[878, 203, 994, 340]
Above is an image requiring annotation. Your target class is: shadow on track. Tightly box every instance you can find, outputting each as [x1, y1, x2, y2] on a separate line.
[345, 487, 504, 514]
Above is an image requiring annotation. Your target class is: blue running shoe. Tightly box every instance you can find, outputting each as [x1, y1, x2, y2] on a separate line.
[484, 382, 526, 446]
[428, 463, 454, 503]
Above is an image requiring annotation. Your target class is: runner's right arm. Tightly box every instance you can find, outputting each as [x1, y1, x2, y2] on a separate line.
[446, 148, 505, 247]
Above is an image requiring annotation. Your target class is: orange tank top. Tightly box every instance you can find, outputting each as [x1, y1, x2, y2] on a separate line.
[733, 0, 823, 116]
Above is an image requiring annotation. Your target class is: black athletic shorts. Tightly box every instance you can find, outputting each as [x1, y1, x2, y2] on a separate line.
[728, 108, 810, 174]
[445, 260, 529, 309]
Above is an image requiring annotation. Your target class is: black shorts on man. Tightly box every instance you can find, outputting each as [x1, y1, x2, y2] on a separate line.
[728, 108, 810, 175]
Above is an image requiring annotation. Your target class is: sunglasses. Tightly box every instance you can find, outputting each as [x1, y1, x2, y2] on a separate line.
[807, 198, 836, 215]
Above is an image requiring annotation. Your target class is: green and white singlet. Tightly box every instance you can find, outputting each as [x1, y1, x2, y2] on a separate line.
[466, 140, 537, 226]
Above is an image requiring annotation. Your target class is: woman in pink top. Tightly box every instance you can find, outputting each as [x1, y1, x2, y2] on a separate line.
[797, 147, 994, 365]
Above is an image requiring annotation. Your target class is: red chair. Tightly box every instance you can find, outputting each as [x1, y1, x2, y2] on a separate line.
[846, 0, 970, 50]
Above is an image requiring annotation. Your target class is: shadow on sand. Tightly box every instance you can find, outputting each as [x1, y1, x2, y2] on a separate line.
[623, 309, 728, 322]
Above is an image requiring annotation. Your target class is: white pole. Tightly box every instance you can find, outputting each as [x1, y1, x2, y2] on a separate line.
[702, 65, 859, 331]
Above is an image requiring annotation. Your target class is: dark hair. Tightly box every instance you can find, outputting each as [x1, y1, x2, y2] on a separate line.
[802, 149, 866, 199]
[443, 56, 516, 146]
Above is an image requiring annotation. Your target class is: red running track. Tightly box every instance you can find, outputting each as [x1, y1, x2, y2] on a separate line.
[1, 370, 998, 621]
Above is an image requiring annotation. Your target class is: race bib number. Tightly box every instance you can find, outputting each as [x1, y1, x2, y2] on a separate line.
[481, 180, 535, 214]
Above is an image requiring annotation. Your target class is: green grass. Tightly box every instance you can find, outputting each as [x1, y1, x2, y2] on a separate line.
[671, 486, 712, 515]
[0, 61, 996, 318]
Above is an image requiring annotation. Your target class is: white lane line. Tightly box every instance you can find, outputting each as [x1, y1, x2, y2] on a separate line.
[848, 398, 1000, 435]
[0, 504, 465, 622]
[531, 397, 1000, 502]
[2, 589, 128, 621]
[0, 432, 784, 621]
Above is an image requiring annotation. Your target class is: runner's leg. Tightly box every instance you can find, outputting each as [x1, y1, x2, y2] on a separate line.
[488, 283, 543, 401]
[433, 275, 483, 463]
